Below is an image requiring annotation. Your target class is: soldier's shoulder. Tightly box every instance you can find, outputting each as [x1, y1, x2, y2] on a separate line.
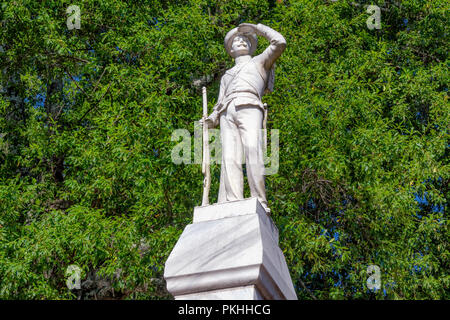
[225, 66, 237, 74]
[221, 69, 234, 80]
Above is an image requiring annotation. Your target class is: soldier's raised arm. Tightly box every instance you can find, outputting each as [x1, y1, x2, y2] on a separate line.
[238, 23, 286, 71]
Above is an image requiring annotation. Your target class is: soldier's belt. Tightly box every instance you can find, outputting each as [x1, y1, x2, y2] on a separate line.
[221, 94, 265, 113]
[224, 91, 261, 101]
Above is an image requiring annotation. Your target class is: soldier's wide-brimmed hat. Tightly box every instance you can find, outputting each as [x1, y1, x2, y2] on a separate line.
[224, 27, 258, 57]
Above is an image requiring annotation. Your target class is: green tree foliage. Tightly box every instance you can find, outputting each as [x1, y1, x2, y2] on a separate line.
[0, 0, 448, 299]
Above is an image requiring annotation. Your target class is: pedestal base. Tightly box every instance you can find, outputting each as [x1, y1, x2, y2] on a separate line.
[176, 285, 264, 300]
[164, 198, 297, 300]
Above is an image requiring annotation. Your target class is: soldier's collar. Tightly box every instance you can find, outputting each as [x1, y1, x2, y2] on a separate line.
[225, 59, 253, 76]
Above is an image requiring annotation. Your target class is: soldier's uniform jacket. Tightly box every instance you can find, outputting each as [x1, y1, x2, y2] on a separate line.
[212, 24, 286, 119]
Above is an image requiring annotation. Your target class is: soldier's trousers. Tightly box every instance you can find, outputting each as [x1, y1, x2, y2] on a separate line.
[217, 100, 268, 210]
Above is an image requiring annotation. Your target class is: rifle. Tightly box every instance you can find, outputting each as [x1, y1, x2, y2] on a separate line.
[201, 87, 211, 206]
[263, 102, 268, 152]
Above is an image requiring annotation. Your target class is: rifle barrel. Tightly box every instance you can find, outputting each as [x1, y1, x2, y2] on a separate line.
[201, 86, 210, 206]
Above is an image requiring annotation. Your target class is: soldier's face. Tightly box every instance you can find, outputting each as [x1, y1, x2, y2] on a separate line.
[231, 35, 251, 57]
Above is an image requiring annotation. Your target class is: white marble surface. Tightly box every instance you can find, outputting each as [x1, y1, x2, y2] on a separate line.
[176, 285, 263, 300]
[193, 197, 279, 243]
[164, 198, 297, 300]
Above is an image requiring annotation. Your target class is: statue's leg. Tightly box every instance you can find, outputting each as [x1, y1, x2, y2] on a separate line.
[218, 105, 244, 203]
[235, 105, 268, 211]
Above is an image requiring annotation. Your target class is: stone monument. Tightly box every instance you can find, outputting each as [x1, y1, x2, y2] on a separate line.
[164, 23, 297, 300]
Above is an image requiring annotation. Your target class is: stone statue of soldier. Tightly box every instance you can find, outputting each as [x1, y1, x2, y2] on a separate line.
[202, 23, 286, 214]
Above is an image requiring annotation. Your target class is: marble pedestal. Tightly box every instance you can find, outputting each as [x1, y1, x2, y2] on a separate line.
[164, 198, 297, 300]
